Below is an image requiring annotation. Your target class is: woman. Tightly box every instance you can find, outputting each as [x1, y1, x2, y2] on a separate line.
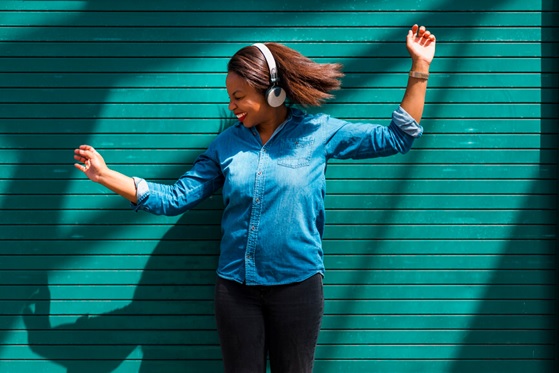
[74, 24, 436, 373]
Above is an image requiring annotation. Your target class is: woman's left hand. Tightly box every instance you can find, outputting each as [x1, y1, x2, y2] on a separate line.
[406, 24, 436, 67]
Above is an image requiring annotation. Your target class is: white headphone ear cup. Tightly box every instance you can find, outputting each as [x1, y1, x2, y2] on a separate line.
[266, 86, 286, 107]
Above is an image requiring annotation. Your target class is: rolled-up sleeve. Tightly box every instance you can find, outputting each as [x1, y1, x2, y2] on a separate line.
[324, 106, 423, 160]
[393, 106, 423, 138]
[131, 177, 150, 210]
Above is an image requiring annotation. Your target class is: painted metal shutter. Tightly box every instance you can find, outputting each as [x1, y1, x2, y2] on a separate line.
[0, 1, 556, 372]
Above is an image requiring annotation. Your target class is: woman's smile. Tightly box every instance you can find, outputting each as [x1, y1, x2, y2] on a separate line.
[235, 112, 247, 122]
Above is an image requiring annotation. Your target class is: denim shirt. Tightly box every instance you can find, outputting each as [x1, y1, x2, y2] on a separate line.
[132, 106, 422, 285]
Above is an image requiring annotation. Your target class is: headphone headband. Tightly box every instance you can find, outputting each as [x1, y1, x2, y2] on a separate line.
[252, 43, 279, 84]
[251, 42, 286, 107]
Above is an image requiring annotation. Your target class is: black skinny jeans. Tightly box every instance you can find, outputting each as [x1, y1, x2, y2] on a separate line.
[214, 274, 324, 373]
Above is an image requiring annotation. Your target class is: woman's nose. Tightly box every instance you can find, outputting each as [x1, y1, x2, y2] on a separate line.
[228, 100, 236, 111]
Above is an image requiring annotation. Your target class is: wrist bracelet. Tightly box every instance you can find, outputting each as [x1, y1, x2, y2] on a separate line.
[409, 71, 429, 80]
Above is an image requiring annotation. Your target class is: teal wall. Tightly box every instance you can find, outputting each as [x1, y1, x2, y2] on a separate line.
[0, 1, 556, 372]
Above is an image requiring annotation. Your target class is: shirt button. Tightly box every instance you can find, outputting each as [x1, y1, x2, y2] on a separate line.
[257, 171, 262, 176]
[255, 198, 260, 203]
[251, 225, 256, 231]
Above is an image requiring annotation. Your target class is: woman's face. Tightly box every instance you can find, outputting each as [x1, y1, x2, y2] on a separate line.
[226, 71, 272, 129]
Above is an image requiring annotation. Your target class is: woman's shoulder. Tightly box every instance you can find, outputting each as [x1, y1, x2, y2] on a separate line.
[294, 108, 349, 132]
[290, 107, 330, 125]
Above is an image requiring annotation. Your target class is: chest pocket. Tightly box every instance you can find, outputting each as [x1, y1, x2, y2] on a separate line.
[277, 137, 314, 168]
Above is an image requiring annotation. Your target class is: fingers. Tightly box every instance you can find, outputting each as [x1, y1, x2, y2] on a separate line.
[73, 152, 90, 173]
[409, 24, 436, 43]
[73, 144, 98, 173]
[74, 163, 88, 172]
[74, 145, 98, 161]
[76, 144, 97, 154]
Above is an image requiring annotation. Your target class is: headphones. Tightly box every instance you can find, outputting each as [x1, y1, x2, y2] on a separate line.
[252, 43, 287, 107]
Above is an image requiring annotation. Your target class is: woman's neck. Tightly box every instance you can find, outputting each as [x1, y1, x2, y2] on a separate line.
[257, 106, 289, 144]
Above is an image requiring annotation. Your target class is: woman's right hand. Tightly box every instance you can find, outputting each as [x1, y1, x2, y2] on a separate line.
[73, 144, 108, 183]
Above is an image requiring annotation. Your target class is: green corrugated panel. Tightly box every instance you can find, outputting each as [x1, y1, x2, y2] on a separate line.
[0, 12, 548, 27]
[0, 0, 556, 372]
[0, 72, 552, 88]
[0, 0, 545, 11]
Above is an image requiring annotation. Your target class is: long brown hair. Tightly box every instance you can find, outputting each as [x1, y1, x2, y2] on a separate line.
[227, 43, 344, 107]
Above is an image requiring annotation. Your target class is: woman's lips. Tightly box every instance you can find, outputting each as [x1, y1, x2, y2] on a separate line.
[236, 112, 247, 122]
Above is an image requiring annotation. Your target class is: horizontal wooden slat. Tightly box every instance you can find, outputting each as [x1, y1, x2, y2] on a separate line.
[1, 360, 556, 373]
[0, 42, 553, 58]
[0, 360, 554, 373]
[314, 345, 556, 359]
[1, 119, 557, 135]
[0, 224, 555, 240]
[0, 253, 554, 270]
[325, 181, 559, 195]
[1, 149, 557, 165]
[0, 0, 544, 11]
[325, 239, 555, 255]
[0, 12, 547, 28]
[1, 135, 556, 152]
[0, 361, 220, 373]
[333, 225, 552, 240]
[0, 103, 550, 119]
[0, 344, 555, 361]
[325, 165, 557, 179]
[2, 194, 554, 210]
[12, 178, 558, 196]
[3, 269, 553, 286]
[0, 57, 548, 72]
[322, 314, 555, 330]
[4, 179, 559, 196]
[0, 299, 553, 315]
[1, 284, 554, 300]
[1, 164, 555, 179]
[1, 239, 555, 256]
[0, 73, 553, 88]
[1, 207, 555, 225]
[324, 299, 557, 315]
[7, 314, 552, 331]
[0, 27, 547, 42]
[2, 329, 556, 346]
[0, 88, 553, 103]
[325, 270, 556, 285]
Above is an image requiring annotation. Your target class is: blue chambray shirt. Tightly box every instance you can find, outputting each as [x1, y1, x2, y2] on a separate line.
[132, 106, 422, 285]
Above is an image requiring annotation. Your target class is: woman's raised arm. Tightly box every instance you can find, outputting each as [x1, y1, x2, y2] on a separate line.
[399, 24, 436, 124]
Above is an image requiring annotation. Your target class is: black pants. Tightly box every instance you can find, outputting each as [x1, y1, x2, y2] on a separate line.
[214, 274, 324, 373]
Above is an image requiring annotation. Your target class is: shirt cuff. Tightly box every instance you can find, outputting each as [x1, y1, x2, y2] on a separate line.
[393, 106, 423, 137]
[131, 176, 149, 211]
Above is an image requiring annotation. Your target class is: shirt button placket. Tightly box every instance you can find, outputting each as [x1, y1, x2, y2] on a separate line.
[245, 147, 268, 284]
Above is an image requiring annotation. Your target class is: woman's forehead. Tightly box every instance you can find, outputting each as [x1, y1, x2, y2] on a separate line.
[226, 72, 253, 94]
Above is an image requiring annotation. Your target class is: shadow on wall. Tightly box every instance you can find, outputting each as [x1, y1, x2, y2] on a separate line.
[0, 0, 237, 357]
[314, 1, 541, 373]
[0, 2, 322, 354]
[5, 0, 549, 372]
[0, 2, 405, 369]
[0, 2, 235, 367]
[22, 213, 222, 372]
[449, 3, 558, 372]
[0, 0, 164, 351]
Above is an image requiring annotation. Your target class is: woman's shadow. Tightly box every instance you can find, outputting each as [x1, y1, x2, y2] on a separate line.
[22, 211, 224, 372]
